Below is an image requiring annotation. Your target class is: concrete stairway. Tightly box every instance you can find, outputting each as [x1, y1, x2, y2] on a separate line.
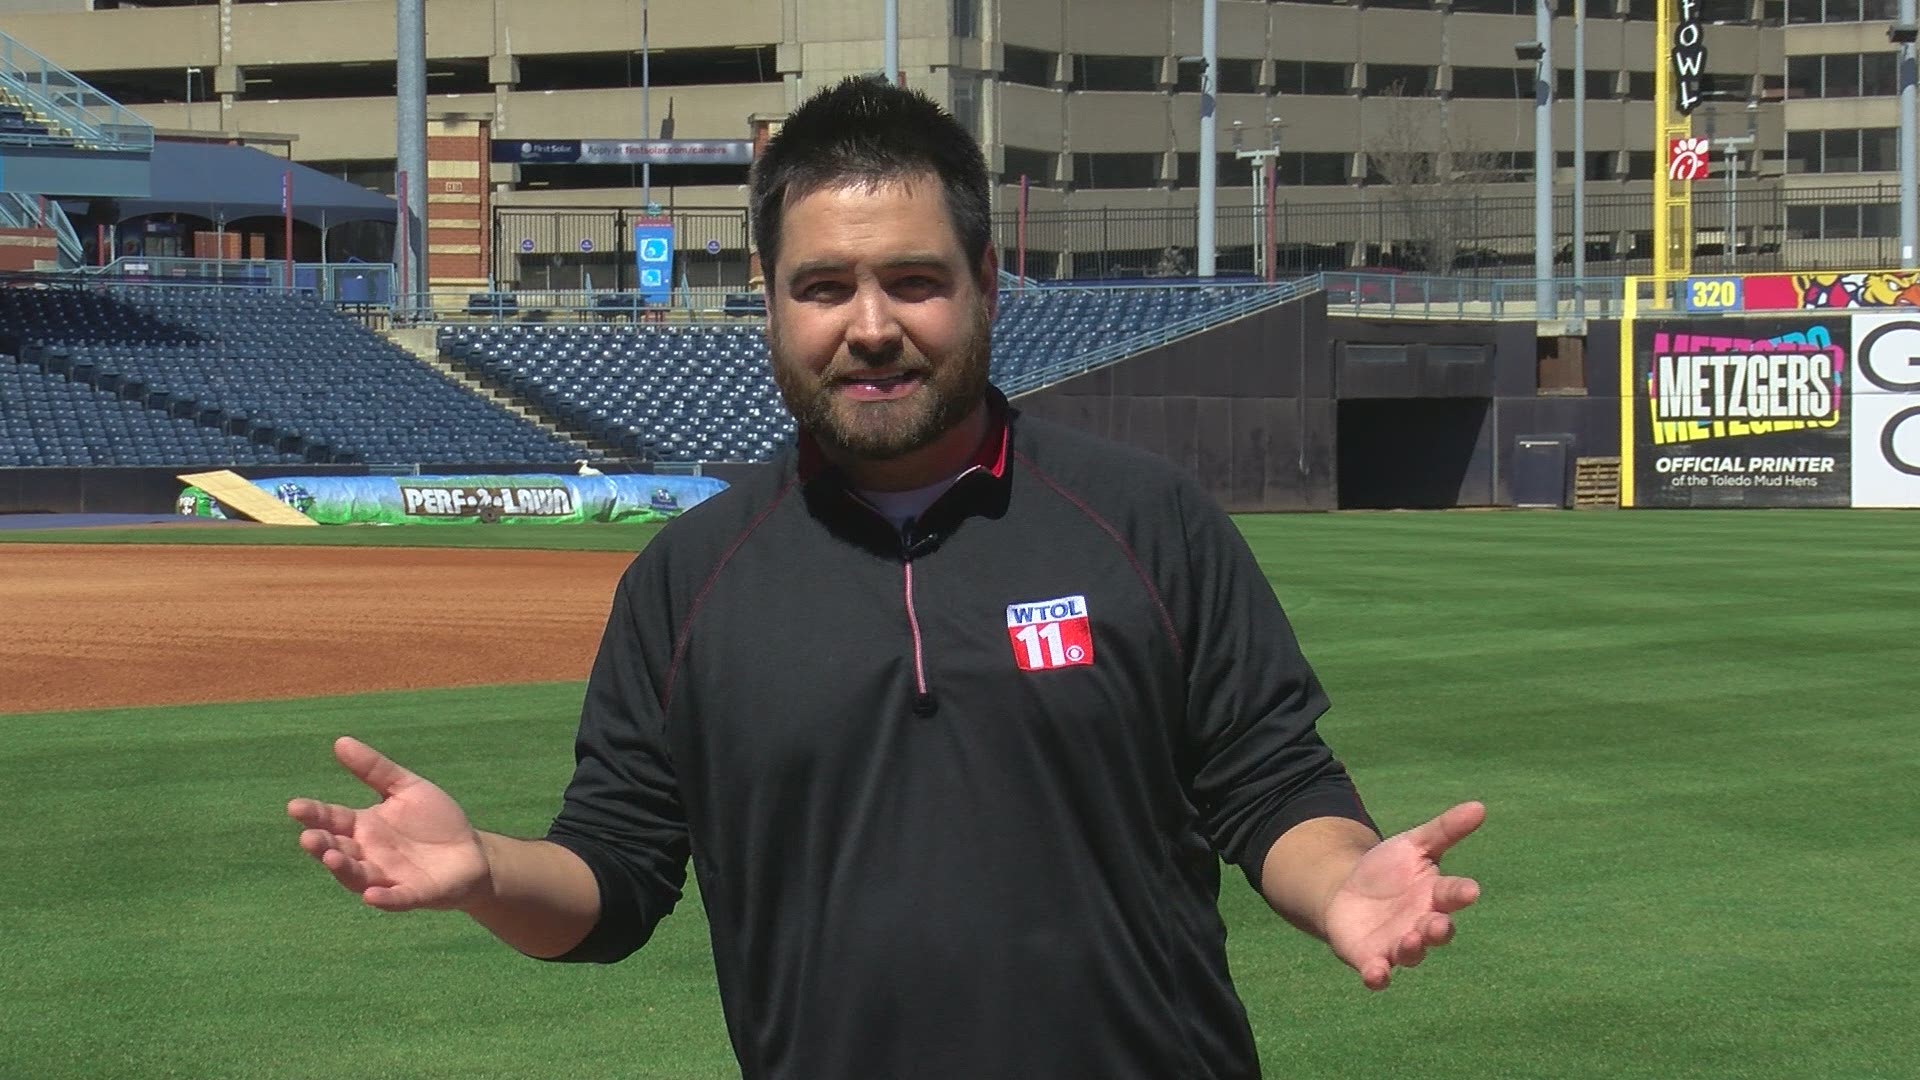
[380, 326, 622, 459]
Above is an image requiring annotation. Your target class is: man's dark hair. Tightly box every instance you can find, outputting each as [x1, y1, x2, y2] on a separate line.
[751, 76, 991, 277]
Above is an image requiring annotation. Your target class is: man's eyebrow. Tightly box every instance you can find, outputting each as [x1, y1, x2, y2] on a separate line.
[784, 253, 952, 280]
[875, 253, 951, 272]
[784, 258, 848, 281]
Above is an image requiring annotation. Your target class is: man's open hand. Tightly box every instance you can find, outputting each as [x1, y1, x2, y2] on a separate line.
[1322, 801, 1485, 991]
[286, 736, 491, 912]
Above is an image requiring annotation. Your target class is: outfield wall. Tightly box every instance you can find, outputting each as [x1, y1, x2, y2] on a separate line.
[1017, 293, 1624, 511]
[20, 301, 1915, 516]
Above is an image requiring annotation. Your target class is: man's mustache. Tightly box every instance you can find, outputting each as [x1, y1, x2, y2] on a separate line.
[819, 356, 933, 383]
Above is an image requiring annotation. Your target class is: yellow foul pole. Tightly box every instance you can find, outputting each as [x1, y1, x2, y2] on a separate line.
[1652, 0, 1693, 305]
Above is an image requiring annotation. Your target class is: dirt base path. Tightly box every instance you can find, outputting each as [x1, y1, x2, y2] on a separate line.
[0, 544, 638, 714]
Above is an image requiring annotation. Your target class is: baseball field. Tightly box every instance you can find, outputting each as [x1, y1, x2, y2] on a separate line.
[2, 509, 1914, 1079]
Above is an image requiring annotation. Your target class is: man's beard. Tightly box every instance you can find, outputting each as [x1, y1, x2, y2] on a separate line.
[769, 301, 992, 462]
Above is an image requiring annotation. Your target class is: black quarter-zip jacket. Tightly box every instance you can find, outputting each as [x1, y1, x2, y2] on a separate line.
[543, 389, 1375, 1079]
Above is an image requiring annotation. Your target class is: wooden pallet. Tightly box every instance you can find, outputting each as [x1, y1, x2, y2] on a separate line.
[1574, 456, 1621, 509]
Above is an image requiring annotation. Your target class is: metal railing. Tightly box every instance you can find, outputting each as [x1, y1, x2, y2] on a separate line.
[405, 284, 761, 323]
[84, 257, 394, 305]
[0, 30, 153, 152]
[1317, 272, 1634, 321]
[49, 257, 1863, 328]
[406, 273, 1632, 328]
[996, 182, 1920, 283]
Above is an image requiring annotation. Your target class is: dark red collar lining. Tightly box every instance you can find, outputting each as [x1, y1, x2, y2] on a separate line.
[796, 386, 1011, 485]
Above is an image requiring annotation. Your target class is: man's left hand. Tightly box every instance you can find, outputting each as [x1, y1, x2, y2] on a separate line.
[1323, 801, 1485, 991]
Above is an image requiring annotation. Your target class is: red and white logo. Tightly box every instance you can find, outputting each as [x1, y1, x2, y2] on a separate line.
[1668, 137, 1710, 182]
[1006, 594, 1095, 672]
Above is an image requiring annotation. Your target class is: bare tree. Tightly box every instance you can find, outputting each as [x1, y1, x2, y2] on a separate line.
[1364, 83, 1506, 273]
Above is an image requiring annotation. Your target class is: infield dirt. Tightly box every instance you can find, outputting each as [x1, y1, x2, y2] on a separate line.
[0, 543, 636, 714]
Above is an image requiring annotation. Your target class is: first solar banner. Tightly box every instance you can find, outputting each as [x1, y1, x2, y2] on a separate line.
[1626, 316, 1852, 507]
[492, 139, 753, 165]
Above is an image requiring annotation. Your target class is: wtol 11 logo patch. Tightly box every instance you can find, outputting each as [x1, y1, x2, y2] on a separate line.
[1850, 315, 1920, 507]
[1005, 594, 1095, 673]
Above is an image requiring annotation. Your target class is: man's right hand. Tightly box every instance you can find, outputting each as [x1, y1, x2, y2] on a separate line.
[287, 736, 491, 913]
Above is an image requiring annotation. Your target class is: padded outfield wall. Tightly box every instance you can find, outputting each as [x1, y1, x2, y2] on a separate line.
[1619, 307, 1920, 509]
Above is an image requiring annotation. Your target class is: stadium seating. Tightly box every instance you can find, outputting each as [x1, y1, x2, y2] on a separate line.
[441, 322, 785, 463]
[0, 353, 305, 468]
[0, 104, 50, 139]
[0, 286, 584, 466]
[441, 284, 1273, 464]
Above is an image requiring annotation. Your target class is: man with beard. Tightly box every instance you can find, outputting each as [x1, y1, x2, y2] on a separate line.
[288, 78, 1484, 1079]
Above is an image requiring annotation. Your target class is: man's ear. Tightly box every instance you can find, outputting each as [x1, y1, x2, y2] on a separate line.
[978, 245, 1000, 321]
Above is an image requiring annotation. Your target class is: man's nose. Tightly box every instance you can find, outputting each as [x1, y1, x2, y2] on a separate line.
[844, 283, 903, 360]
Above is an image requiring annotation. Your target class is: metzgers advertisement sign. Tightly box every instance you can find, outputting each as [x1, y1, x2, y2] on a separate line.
[1631, 318, 1851, 507]
[1851, 314, 1920, 507]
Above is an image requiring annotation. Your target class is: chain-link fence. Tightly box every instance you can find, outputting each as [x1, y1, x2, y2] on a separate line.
[1000, 182, 1920, 282]
[490, 183, 1916, 293]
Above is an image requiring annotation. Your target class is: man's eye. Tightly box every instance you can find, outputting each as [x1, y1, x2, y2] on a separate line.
[803, 282, 849, 300]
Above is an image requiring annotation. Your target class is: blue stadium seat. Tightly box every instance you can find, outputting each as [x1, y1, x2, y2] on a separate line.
[0, 285, 586, 467]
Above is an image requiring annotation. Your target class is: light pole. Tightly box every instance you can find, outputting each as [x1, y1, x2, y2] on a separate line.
[1699, 92, 1757, 272]
[1573, 0, 1586, 300]
[1715, 110, 1757, 272]
[641, 0, 652, 210]
[1234, 117, 1284, 280]
[397, 0, 428, 313]
[884, 0, 899, 85]
[1892, 12, 1918, 264]
[185, 67, 201, 131]
[1517, 26, 1552, 316]
[1198, 0, 1218, 277]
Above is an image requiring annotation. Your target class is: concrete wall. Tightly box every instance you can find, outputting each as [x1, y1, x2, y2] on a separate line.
[1015, 293, 1337, 512]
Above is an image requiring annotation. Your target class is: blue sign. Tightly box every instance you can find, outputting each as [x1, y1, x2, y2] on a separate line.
[579, 238, 595, 253]
[633, 221, 674, 306]
[1683, 276, 1744, 313]
[705, 239, 722, 256]
[518, 238, 535, 253]
[493, 140, 585, 164]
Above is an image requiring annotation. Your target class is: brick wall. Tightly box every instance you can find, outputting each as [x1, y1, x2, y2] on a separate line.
[426, 117, 490, 287]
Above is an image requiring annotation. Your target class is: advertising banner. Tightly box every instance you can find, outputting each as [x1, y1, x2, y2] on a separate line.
[1687, 269, 1920, 312]
[178, 473, 729, 525]
[1626, 316, 1851, 507]
[492, 140, 753, 166]
[1850, 314, 1920, 508]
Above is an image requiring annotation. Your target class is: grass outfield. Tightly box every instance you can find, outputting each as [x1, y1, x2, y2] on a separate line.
[3, 510, 1915, 1079]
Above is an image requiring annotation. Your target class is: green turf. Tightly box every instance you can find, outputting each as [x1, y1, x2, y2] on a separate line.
[3, 510, 1916, 1078]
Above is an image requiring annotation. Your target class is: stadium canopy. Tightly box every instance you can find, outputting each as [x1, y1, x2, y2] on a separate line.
[107, 140, 394, 228]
